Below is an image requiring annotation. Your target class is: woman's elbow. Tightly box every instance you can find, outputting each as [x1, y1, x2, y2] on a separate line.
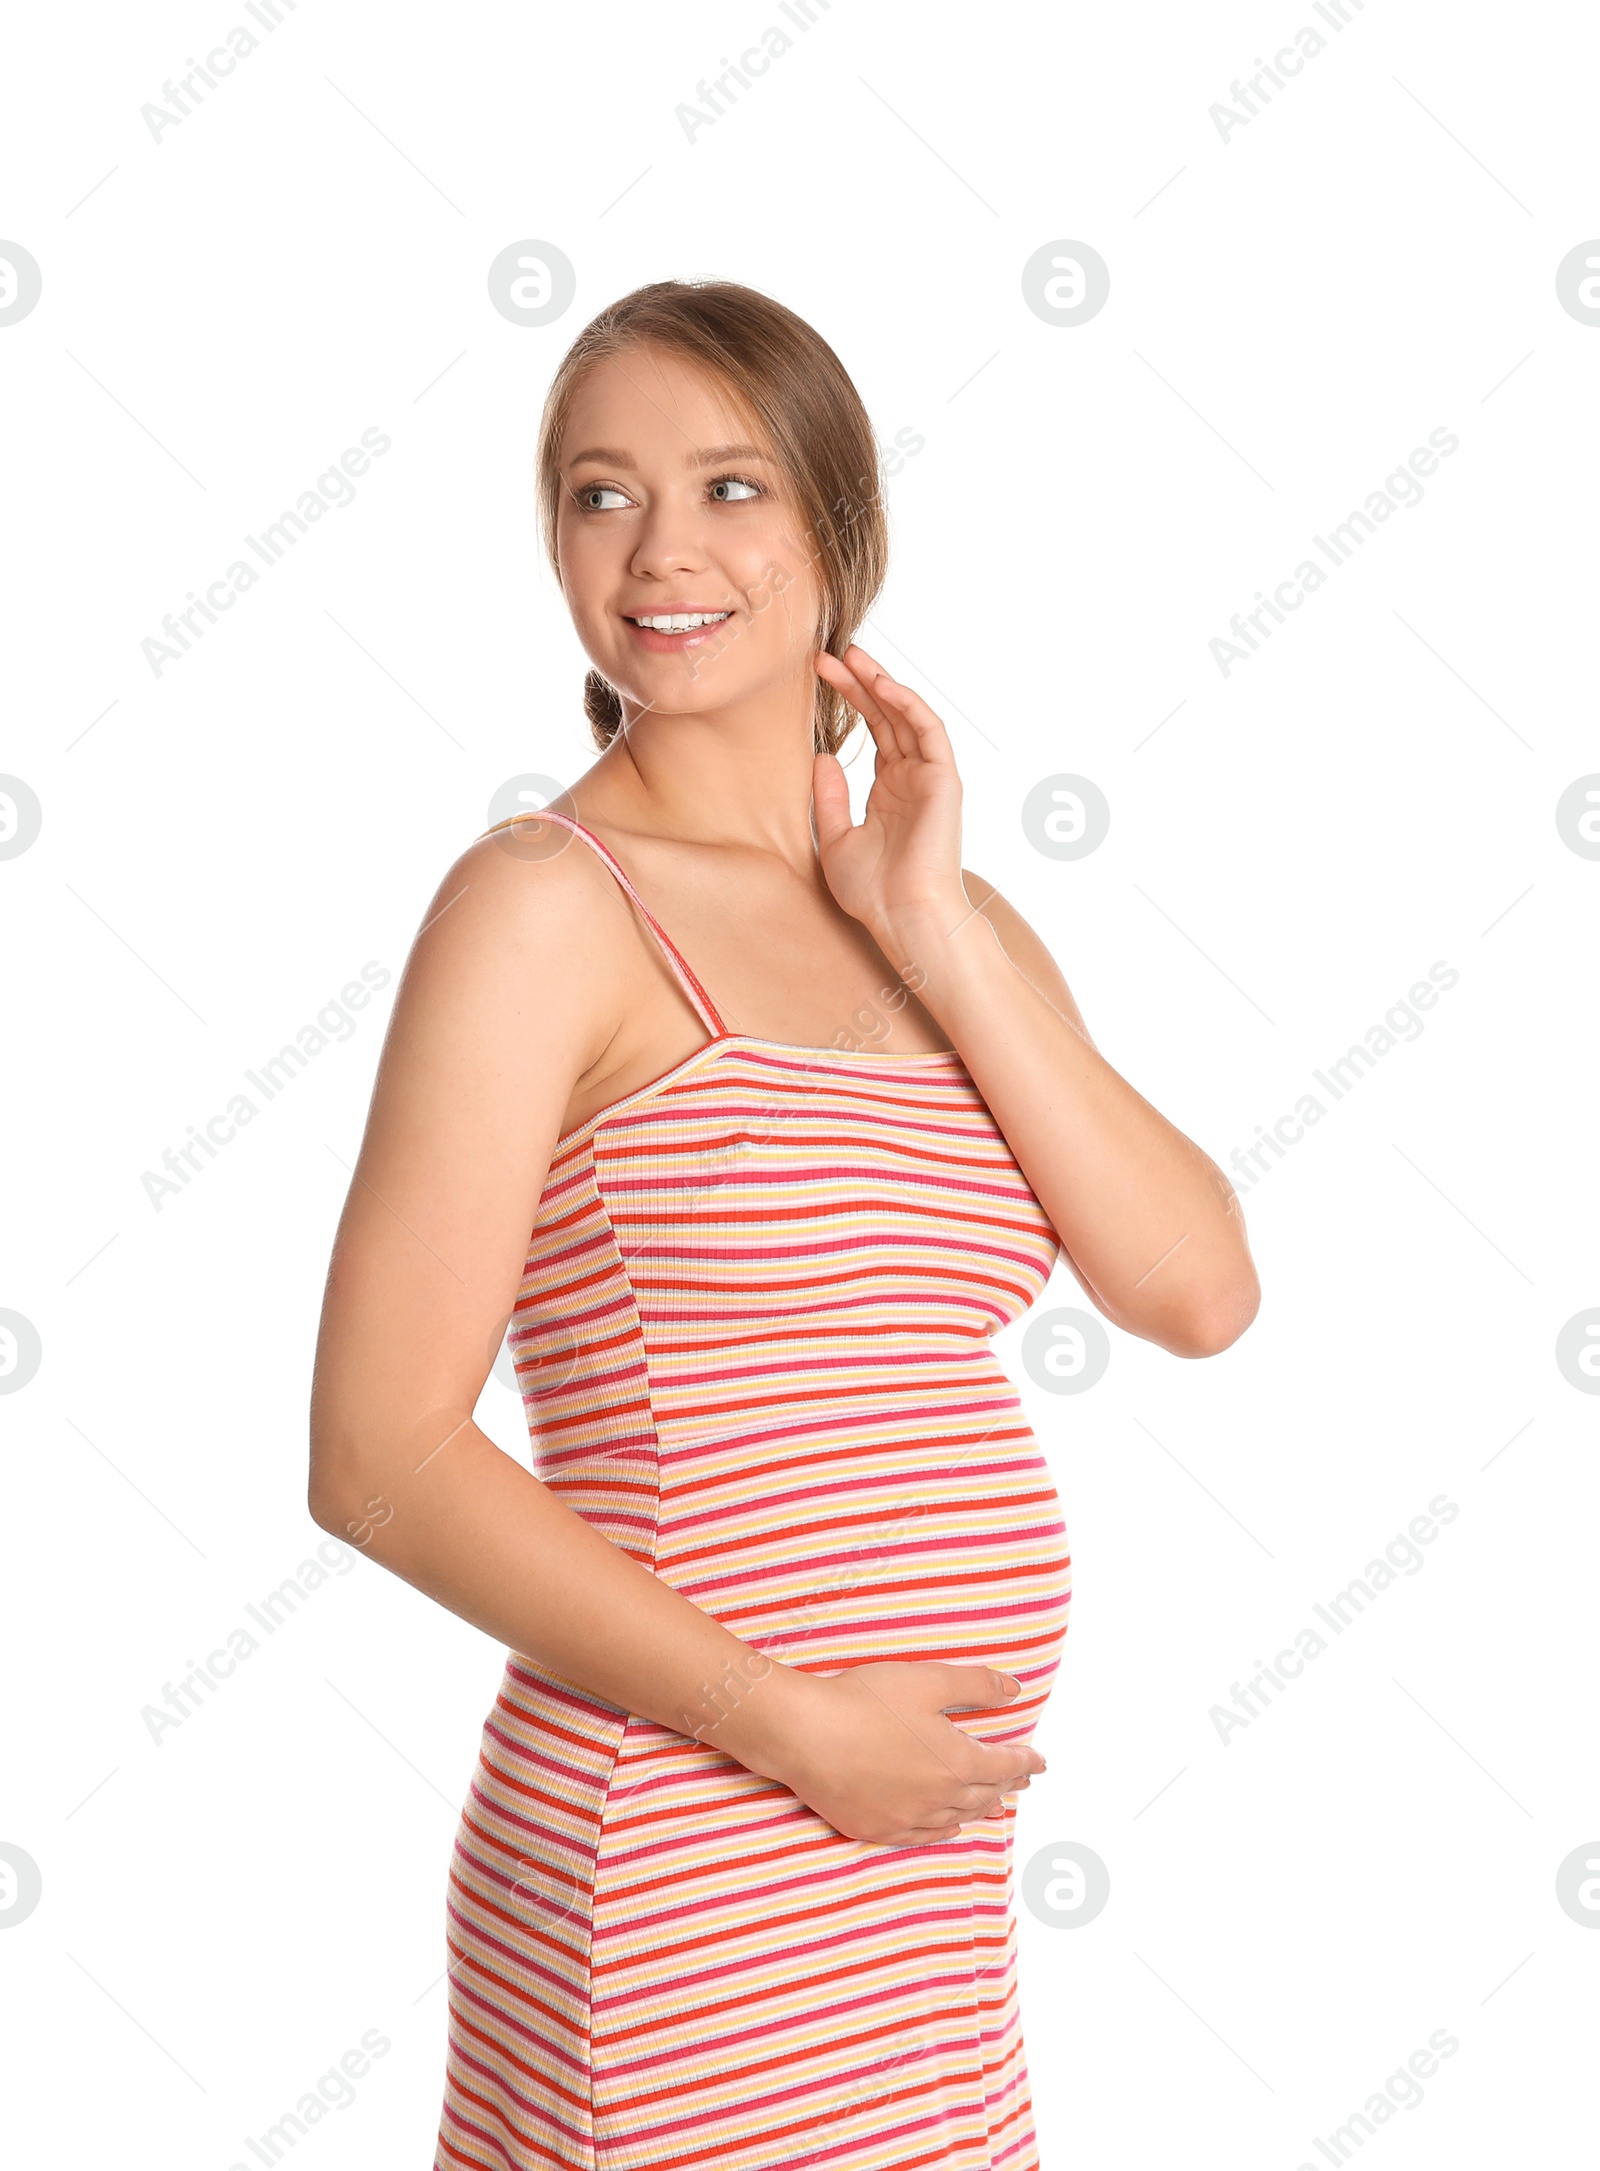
[1170, 1273, 1261, 1358]
[307, 1439, 359, 1536]
[306, 1397, 387, 1537]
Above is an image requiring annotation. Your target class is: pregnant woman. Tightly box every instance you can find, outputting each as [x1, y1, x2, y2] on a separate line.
[309, 278, 1258, 2170]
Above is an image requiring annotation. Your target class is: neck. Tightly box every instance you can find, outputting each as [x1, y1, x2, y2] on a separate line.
[583, 667, 836, 864]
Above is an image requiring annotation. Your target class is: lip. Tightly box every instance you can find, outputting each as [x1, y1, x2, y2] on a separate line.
[625, 612, 733, 651]
[622, 607, 735, 654]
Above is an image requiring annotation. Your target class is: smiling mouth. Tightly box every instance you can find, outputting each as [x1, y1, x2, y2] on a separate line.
[624, 610, 734, 650]
[626, 611, 732, 633]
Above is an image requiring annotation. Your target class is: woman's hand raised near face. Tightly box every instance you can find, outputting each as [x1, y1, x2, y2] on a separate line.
[811, 643, 968, 952]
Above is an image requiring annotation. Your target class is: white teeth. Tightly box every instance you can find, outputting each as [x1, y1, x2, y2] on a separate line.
[632, 612, 729, 632]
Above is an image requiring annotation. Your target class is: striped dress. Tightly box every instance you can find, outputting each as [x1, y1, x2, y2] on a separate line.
[435, 810, 1073, 2171]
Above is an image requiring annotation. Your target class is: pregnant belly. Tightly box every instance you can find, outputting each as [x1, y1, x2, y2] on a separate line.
[529, 1349, 1071, 1736]
[647, 1367, 1073, 1744]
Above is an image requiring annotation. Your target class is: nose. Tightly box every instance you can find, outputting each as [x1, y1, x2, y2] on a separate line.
[629, 488, 712, 583]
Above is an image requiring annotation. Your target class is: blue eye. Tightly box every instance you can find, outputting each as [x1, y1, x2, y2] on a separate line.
[574, 474, 764, 512]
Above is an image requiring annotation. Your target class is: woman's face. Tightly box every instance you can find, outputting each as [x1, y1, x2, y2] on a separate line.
[553, 345, 825, 727]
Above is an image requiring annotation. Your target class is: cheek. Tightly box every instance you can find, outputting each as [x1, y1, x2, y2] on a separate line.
[741, 529, 820, 640]
[768, 579, 818, 648]
[556, 518, 616, 607]
[557, 509, 597, 565]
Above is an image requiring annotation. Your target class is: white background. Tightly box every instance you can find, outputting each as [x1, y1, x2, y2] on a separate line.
[3, 1, 1597, 2164]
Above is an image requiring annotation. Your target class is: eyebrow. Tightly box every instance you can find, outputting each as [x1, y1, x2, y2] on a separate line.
[563, 442, 770, 470]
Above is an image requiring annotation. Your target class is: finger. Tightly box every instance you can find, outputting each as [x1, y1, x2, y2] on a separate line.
[835, 678, 912, 767]
[897, 1827, 962, 1848]
[810, 748, 853, 853]
[968, 1741, 1045, 1788]
[949, 1792, 1005, 1824]
[1007, 1744, 1049, 1778]
[834, 646, 919, 759]
[937, 1666, 1024, 1710]
[840, 644, 953, 763]
[814, 646, 889, 725]
[815, 649, 915, 759]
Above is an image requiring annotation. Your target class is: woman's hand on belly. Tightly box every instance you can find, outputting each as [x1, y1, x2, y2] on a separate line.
[755, 1661, 1047, 1849]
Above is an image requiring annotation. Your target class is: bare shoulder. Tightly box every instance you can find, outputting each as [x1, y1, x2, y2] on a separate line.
[311, 824, 648, 1475]
[384, 822, 640, 1083]
[424, 821, 624, 956]
[959, 866, 1095, 1044]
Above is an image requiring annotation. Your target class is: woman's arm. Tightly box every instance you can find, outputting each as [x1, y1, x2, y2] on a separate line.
[896, 871, 1258, 1357]
[307, 831, 1042, 1845]
[308, 834, 797, 1751]
[814, 647, 1261, 1360]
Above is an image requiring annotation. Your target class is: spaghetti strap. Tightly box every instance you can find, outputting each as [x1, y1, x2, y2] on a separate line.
[476, 807, 728, 1039]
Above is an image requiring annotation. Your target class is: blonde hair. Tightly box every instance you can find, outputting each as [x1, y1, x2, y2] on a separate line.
[534, 279, 889, 755]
